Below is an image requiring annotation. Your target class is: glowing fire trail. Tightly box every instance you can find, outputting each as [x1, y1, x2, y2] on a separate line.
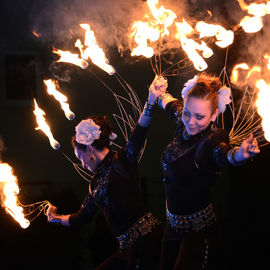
[0, 163, 30, 229]
[33, 98, 60, 150]
[255, 79, 270, 142]
[44, 79, 75, 120]
[52, 48, 89, 69]
[75, 24, 115, 75]
[237, 0, 270, 33]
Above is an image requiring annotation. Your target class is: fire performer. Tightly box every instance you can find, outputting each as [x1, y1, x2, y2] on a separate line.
[46, 76, 167, 269]
[155, 73, 260, 269]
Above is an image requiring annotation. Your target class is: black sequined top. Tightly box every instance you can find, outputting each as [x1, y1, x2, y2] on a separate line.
[69, 124, 150, 236]
[162, 100, 231, 215]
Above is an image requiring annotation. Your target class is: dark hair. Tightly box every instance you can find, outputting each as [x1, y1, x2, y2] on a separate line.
[186, 73, 222, 114]
[72, 115, 113, 151]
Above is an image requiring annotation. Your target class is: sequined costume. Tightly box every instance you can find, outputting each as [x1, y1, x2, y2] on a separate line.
[160, 100, 232, 270]
[69, 124, 162, 270]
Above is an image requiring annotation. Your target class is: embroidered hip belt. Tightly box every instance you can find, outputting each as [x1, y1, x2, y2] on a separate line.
[116, 212, 161, 250]
[166, 203, 216, 233]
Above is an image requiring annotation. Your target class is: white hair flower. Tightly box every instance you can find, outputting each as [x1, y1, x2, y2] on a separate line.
[75, 119, 101, 146]
[218, 86, 232, 113]
[181, 75, 198, 99]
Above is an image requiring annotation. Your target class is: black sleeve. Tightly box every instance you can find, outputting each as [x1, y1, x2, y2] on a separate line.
[120, 123, 148, 164]
[195, 127, 231, 168]
[165, 99, 183, 125]
[69, 193, 98, 227]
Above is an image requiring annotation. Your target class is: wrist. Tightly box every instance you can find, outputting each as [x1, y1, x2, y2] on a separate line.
[227, 147, 246, 166]
[143, 99, 156, 117]
[158, 93, 177, 110]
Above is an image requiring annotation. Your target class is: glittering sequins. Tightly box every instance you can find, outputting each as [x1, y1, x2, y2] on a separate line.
[117, 212, 161, 250]
[91, 166, 111, 208]
[166, 203, 216, 233]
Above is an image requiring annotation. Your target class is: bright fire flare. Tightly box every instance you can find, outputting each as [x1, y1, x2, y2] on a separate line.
[44, 79, 75, 120]
[75, 24, 115, 75]
[0, 163, 30, 229]
[255, 79, 270, 141]
[196, 21, 234, 48]
[129, 0, 176, 58]
[175, 20, 210, 71]
[238, 0, 270, 33]
[264, 54, 270, 70]
[52, 48, 89, 69]
[231, 63, 250, 84]
[33, 99, 60, 150]
[147, 0, 177, 36]
[129, 21, 160, 58]
[240, 16, 263, 33]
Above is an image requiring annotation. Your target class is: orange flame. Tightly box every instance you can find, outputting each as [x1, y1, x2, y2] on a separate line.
[196, 21, 234, 48]
[264, 54, 270, 70]
[44, 79, 75, 120]
[231, 63, 250, 85]
[32, 30, 40, 37]
[238, 0, 270, 33]
[175, 19, 211, 71]
[0, 163, 30, 229]
[255, 79, 270, 141]
[147, 0, 177, 36]
[129, 0, 176, 58]
[75, 24, 115, 75]
[33, 99, 60, 150]
[52, 48, 89, 69]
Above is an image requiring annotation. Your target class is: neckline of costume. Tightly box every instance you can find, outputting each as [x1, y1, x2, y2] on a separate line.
[94, 150, 116, 177]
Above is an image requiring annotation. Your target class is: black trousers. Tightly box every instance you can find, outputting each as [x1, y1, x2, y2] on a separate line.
[95, 223, 163, 270]
[161, 223, 217, 270]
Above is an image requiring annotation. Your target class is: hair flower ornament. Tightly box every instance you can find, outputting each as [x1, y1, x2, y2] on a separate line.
[75, 119, 101, 145]
[181, 75, 198, 99]
[218, 86, 232, 113]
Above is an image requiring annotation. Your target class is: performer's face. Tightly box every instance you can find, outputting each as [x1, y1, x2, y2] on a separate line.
[182, 97, 218, 135]
[74, 145, 98, 172]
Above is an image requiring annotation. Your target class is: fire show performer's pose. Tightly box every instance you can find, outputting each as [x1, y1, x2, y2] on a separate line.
[155, 73, 260, 270]
[46, 76, 167, 270]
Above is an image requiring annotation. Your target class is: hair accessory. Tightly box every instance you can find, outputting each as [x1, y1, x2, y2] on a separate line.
[218, 86, 231, 113]
[181, 75, 198, 99]
[75, 119, 101, 146]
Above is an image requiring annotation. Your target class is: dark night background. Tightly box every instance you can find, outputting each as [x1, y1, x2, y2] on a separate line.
[0, 0, 270, 269]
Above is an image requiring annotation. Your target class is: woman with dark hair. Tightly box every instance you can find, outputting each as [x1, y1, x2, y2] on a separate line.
[46, 76, 167, 269]
[155, 73, 260, 269]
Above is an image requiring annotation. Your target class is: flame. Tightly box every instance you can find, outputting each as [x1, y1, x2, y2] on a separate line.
[52, 48, 89, 69]
[175, 20, 211, 71]
[129, 21, 160, 58]
[264, 54, 270, 69]
[240, 15, 263, 33]
[75, 24, 115, 75]
[147, 0, 177, 36]
[32, 30, 40, 37]
[255, 79, 270, 141]
[237, 0, 270, 33]
[196, 21, 234, 48]
[33, 99, 60, 150]
[0, 163, 30, 229]
[129, 0, 176, 58]
[231, 63, 250, 84]
[44, 79, 75, 120]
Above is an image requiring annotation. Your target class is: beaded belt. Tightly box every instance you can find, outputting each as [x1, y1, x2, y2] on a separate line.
[166, 203, 216, 233]
[116, 212, 161, 250]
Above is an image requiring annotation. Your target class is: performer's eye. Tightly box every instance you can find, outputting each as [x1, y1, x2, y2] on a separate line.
[196, 115, 204, 120]
[183, 111, 190, 117]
